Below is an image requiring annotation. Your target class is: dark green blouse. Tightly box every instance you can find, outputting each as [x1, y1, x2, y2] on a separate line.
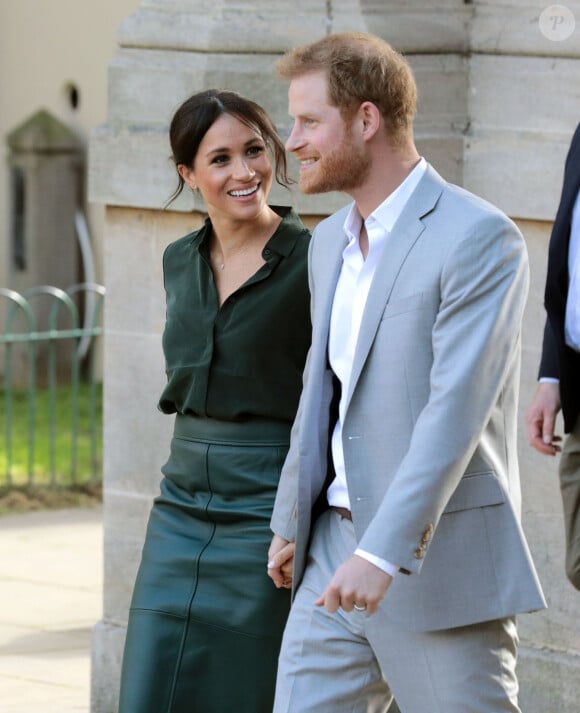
[158, 206, 311, 423]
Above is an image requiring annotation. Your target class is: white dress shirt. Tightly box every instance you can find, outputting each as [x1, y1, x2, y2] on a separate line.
[565, 187, 580, 352]
[327, 158, 427, 576]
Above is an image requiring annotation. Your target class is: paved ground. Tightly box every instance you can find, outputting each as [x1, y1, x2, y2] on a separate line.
[0, 506, 103, 713]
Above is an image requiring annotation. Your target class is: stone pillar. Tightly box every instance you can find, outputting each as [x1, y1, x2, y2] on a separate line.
[4, 109, 82, 384]
[6, 109, 81, 294]
[90, 2, 580, 711]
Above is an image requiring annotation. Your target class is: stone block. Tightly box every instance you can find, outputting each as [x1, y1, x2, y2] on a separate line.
[416, 135, 465, 187]
[103, 209, 167, 336]
[469, 55, 580, 135]
[473, 1, 580, 58]
[117, 0, 332, 53]
[350, 0, 472, 53]
[412, 54, 470, 134]
[102, 489, 154, 624]
[103, 207, 204, 333]
[103, 331, 170, 492]
[464, 130, 572, 221]
[106, 49, 287, 128]
[118, 0, 474, 55]
[465, 54, 580, 220]
[91, 620, 125, 713]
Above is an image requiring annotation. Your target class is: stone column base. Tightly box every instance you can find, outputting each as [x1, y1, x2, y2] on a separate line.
[91, 620, 126, 713]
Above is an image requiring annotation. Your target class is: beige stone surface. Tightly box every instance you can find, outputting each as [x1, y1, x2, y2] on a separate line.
[465, 54, 580, 221]
[473, 0, 580, 57]
[90, 621, 125, 713]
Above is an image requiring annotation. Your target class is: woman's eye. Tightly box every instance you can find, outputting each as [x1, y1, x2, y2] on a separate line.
[211, 154, 229, 165]
[247, 145, 265, 157]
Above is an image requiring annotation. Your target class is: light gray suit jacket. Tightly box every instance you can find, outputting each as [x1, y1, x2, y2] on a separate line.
[271, 165, 546, 632]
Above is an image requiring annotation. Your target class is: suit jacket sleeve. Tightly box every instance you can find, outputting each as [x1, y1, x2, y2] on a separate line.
[270, 235, 320, 542]
[357, 213, 529, 572]
[539, 318, 560, 379]
[537, 122, 580, 381]
[269, 348, 310, 542]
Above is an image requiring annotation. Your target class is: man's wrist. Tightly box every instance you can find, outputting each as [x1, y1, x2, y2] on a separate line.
[355, 548, 399, 578]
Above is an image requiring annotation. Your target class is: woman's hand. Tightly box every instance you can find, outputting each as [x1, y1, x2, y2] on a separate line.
[267, 535, 295, 589]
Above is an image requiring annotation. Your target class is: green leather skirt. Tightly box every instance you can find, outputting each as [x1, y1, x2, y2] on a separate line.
[118, 415, 292, 713]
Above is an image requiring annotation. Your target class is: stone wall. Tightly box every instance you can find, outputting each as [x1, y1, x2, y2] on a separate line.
[90, 2, 580, 710]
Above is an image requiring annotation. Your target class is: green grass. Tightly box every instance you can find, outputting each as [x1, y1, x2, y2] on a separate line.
[0, 383, 103, 487]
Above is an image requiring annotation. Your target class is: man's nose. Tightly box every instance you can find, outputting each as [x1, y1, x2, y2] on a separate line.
[285, 123, 302, 153]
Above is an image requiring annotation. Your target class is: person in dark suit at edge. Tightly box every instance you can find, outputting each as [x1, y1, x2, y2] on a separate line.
[526, 122, 580, 590]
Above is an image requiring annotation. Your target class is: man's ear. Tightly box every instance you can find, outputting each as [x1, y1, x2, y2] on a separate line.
[358, 101, 381, 142]
[177, 163, 196, 190]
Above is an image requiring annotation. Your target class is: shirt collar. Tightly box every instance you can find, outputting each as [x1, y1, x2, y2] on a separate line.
[192, 206, 307, 259]
[343, 157, 428, 242]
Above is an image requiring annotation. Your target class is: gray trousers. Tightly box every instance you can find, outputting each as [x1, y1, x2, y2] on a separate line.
[560, 417, 580, 589]
[274, 509, 521, 713]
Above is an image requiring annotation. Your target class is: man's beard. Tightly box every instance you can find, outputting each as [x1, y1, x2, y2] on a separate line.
[299, 132, 370, 195]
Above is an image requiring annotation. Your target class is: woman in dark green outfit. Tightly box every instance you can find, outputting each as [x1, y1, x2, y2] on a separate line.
[117, 90, 311, 713]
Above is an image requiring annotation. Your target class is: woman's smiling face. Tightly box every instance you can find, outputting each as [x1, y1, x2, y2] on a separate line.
[179, 113, 273, 223]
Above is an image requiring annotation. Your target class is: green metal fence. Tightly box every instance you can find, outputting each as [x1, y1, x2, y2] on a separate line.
[0, 283, 105, 487]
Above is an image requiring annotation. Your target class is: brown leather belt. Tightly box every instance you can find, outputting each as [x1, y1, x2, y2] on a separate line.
[331, 506, 352, 521]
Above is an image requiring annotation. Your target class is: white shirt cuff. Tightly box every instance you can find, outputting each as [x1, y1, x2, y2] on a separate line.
[539, 377, 559, 384]
[355, 548, 399, 578]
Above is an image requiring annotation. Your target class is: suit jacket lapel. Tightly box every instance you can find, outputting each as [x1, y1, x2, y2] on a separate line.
[312, 213, 349, 357]
[345, 165, 444, 408]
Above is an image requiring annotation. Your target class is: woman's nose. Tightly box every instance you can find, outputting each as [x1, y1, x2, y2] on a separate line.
[233, 158, 256, 179]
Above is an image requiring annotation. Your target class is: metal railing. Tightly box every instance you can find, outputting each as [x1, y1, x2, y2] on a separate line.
[0, 283, 105, 487]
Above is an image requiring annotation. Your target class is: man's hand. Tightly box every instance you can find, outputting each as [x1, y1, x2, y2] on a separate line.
[526, 381, 562, 455]
[315, 554, 393, 614]
[267, 534, 295, 589]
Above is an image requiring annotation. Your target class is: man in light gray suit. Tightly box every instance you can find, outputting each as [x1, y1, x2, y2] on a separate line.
[267, 32, 546, 713]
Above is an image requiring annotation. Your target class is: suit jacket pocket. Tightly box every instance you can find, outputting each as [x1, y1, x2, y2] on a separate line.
[443, 471, 505, 514]
[380, 288, 438, 320]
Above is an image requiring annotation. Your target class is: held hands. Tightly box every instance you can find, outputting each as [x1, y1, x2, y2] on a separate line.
[526, 382, 562, 456]
[315, 554, 393, 615]
[267, 534, 295, 589]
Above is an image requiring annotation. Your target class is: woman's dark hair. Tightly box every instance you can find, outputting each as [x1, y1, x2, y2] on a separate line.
[166, 89, 290, 207]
